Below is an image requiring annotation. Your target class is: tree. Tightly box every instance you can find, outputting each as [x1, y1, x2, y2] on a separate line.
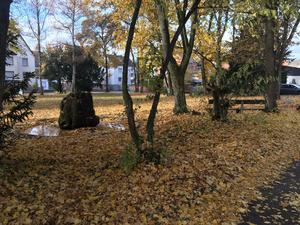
[43, 44, 70, 93]
[21, 0, 53, 95]
[122, 0, 201, 155]
[55, 0, 83, 93]
[79, 2, 116, 92]
[0, 0, 13, 110]
[233, 0, 300, 112]
[155, 0, 198, 114]
[122, 0, 143, 151]
[274, 0, 300, 99]
[43, 44, 104, 93]
[263, 0, 278, 112]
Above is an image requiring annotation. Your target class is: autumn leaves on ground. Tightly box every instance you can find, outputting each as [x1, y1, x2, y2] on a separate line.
[1, 94, 300, 225]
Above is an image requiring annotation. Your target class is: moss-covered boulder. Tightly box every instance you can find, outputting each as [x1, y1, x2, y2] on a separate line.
[58, 92, 99, 129]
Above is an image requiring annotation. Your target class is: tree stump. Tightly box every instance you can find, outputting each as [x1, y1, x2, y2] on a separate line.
[58, 92, 99, 129]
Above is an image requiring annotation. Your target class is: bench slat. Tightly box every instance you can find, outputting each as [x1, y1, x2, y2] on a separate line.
[208, 99, 265, 105]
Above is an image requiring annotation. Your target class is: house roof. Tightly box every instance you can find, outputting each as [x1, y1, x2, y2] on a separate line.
[288, 60, 300, 68]
[19, 36, 34, 56]
[283, 65, 300, 77]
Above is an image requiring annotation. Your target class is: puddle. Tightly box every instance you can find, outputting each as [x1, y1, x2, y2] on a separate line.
[99, 123, 125, 131]
[24, 125, 60, 137]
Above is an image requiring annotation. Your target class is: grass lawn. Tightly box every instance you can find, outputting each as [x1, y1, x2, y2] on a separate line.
[1, 93, 300, 224]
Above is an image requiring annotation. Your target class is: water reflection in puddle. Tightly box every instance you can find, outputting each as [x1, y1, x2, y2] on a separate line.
[24, 125, 60, 137]
[24, 123, 125, 137]
[99, 123, 125, 131]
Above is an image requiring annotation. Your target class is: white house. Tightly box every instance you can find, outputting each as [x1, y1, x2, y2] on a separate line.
[283, 60, 300, 85]
[106, 55, 135, 91]
[5, 36, 35, 81]
[5, 36, 49, 91]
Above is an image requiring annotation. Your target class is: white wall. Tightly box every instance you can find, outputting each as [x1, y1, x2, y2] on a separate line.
[287, 76, 300, 85]
[108, 66, 135, 86]
[5, 37, 35, 81]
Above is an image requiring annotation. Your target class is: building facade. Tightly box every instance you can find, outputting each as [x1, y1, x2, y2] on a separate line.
[283, 60, 300, 85]
[5, 36, 35, 81]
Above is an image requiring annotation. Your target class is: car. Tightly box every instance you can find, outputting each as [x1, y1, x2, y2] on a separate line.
[280, 84, 300, 95]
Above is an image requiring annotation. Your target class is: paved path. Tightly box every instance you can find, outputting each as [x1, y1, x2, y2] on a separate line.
[240, 161, 300, 225]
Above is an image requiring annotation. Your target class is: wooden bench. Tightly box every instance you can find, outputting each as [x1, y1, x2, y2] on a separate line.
[208, 99, 266, 113]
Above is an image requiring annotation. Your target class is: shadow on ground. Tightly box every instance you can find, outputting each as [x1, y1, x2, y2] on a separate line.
[240, 161, 300, 225]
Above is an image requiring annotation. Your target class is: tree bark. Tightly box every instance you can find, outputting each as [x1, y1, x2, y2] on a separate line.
[170, 69, 187, 113]
[71, 14, 76, 94]
[122, 0, 142, 151]
[201, 57, 207, 95]
[130, 48, 139, 92]
[264, 3, 277, 112]
[156, 0, 198, 114]
[146, 0, 200, 144]
[167, 70, 174, 95]
[37, 7, 44, 95]
[105, 49, 109, 92]
[0, 0, 12, 110]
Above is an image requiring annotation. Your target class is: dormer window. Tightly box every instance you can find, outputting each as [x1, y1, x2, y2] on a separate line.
[22, 58, 28, 67]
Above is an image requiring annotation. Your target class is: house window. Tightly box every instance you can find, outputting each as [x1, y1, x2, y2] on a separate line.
[6, 57, 13, 65]
[118, 67, 123, 72]
[22, 58, 29, 67]
[118, 77, 122, 82]
[5, 71, 15, 80]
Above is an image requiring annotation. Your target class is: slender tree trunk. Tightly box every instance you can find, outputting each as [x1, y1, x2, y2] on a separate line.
[140, 69, 144, 93]
[167, 70, 174, 95]
[0, 0, 12, 110]
[264, 6, 277, 112]
[130, 48, 139, 92]
[71, 17, 76, 94]
[201, 57, 207, 95]
[58, 78, 63, 93]
[105, 49, 109, 92]
[276, 63, 282, 99]
[137, 55, 140, 92]
[37, 8, 44, 95]
[122, 0, 142, 151]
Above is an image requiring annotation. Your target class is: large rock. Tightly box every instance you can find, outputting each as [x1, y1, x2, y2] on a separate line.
[59, 92, 99, 130]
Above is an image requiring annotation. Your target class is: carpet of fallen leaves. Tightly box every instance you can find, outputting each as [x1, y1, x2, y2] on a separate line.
[1, 93, 300, 225]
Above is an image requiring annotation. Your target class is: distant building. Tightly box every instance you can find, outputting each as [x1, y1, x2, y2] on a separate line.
[5, 36, 35, 81]
[107, 55, 135, 91]
[5, 36, 49, 91]
[283, 60, 300, 85]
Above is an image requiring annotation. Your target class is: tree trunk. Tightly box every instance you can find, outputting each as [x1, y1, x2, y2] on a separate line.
[140, 70, 144, 93]
[276, 63, 282, 100]
[122, 0, 142, 151]
[137, 55, 140, 92]
[71, 17, 76, 94]
[201, 57, 208, 95]
[264, 4, 277, 112]
[105, 50, 109, 92]
[0, 0, 12, 110]
[170, 71, 188, 113]
[130, 49, 139, 92]
[212, 89, 228, 121]
[37, 8, 44, 95]
[167, 70, 174, 95]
